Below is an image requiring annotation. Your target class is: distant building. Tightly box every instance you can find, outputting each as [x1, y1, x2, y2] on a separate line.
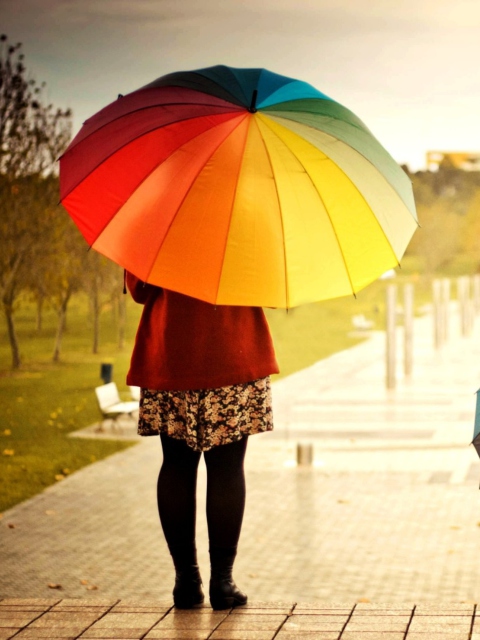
[426, 151, 480, 171]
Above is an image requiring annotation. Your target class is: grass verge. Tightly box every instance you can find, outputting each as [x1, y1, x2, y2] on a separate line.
[0, 258, 453, 512]
[0, 294, 142, 513]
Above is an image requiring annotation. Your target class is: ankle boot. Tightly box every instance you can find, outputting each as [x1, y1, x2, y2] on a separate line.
[169, 544, 204, 609]
[209, 547, 247, 610]
[173, 564, 204, 608]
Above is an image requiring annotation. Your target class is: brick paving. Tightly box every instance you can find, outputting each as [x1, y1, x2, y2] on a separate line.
[1, 599, 480, 639]
[2, 304, 480, 635]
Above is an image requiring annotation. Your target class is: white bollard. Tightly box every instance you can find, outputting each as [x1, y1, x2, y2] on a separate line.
[296, 442, 314, 466]
[404, 284, 414, 377]
[457, 276, 471, 337]
[473, 275, 480, 315]
[386, 285, 397, 389]
[441, 278, 450, 343]
[433, 279, 443, 349]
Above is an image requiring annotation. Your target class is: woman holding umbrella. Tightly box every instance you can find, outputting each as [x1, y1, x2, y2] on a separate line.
[60, 63, 417, 608]
[125, 272, 279, 609]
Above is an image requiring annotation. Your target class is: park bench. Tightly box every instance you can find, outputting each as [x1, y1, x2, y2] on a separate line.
[351, 314, 375, 331]
[129, 385, 141, 401]
[95, 382, 139, 428]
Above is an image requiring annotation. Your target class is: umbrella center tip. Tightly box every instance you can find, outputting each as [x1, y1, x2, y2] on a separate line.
[248, 89, 258, 113]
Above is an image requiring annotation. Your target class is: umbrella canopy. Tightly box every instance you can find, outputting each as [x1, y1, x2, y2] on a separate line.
[60, 65, 418, 308]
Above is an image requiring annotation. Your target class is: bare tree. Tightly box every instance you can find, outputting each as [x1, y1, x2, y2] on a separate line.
[82, 253, 123, 354]
[48, 212, 85, 362]
[0, 35, 72, 368]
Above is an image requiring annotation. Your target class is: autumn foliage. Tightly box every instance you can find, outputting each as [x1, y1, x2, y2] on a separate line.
[0, 35, 124, 369]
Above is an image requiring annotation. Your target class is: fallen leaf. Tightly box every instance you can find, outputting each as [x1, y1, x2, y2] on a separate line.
[55, 474, 65, 481]
[337, 499, 350, 504]
[0, 514, 3, 520]
[86, 585, 98, 591]
[80, 579, 89, 585]
[2, 449, 14, 456]
[62, 468, 70, 475]
[47, 583, 62, 590]
[50, 412, 57, 419]
[45, 510, 56, 516]
[7, 523, 15, 529]
[248, 573, 258, 578]
[16, 397, 24, 403]
[357, 598, 370, 603]
[3, 429, 11, 436]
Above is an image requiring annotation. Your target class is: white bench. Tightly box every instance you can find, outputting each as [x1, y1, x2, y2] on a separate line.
[129, 385, 141, 401]
[351, 314, 375, 331]
[95, 382, 139, 428]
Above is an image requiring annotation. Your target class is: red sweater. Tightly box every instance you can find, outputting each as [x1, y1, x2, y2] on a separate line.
[126, 273, 279, 391]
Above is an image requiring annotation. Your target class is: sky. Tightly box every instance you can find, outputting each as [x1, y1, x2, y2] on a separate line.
[2, 0, 480, 170]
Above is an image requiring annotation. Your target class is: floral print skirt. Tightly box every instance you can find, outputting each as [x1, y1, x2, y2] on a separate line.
[138, 376, 273, 451]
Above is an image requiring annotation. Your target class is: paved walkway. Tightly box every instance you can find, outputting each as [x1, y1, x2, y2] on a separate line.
[2, 304, 480, 636]
[2, 599, 480, 639]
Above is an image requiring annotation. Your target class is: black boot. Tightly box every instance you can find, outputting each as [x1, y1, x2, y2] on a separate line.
[169, 544, 204, 609]
[209, 547, 247, 610]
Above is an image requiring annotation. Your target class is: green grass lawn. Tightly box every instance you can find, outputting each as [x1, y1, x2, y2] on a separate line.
[0, 258, 451, 512]
[0, 294, 143, 512]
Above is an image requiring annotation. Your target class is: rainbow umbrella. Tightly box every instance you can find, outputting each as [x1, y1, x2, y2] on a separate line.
[60, 65, 418, 308]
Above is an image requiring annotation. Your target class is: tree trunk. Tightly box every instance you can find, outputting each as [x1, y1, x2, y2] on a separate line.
[92, 283, 100, 354]
[3, 302, 21, 369]
[1, 254, 23, 369]
[111, 294, 118, 324]
[36, 295, 44, 333]
[117, 294, 126, 351]
[52, 292, 71, 362]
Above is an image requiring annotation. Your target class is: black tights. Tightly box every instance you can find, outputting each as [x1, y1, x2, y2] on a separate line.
[157, 434, 248, 559]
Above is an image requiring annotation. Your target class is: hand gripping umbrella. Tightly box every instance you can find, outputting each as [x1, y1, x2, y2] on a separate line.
[60, 65, 418, 308]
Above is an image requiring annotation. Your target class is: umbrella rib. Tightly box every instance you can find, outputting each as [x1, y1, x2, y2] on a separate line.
[261, 99, 372, 137]
[61, 101, 241, 160]
[143, 113, 251, 284]
[215, 124, 248, 301]
[89, 114, 249, 264]
[252, 117, 290, 309]
[212, 117, 252, 305]
[264, 109, 418, 224]
[258, 116, 362, 298]
[217, 67, 252, 106]
[60, 106, 242, 200]
[266, 113, 419, 246]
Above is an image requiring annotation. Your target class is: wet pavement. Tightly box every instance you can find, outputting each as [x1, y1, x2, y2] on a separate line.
[2, 303, 480, 636]
[2, 598, 480, 639]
